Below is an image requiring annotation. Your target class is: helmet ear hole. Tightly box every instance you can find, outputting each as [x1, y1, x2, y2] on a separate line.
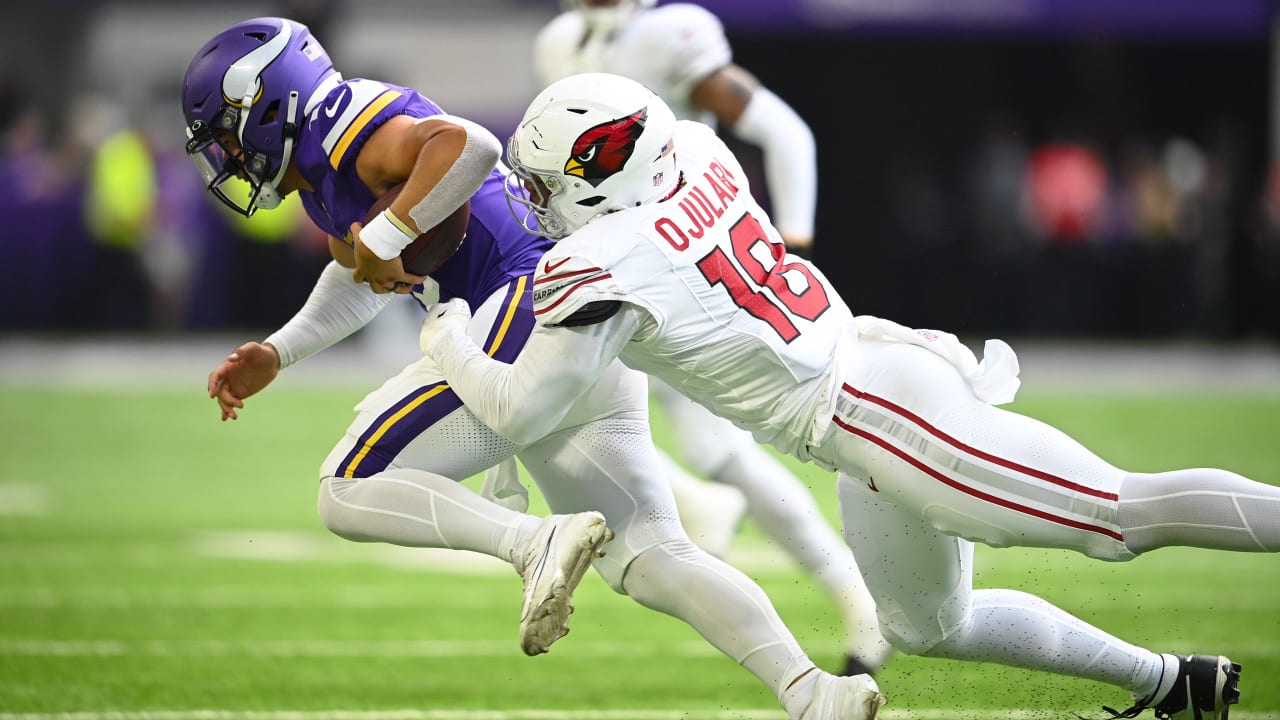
[578, 196, 606, 207]
[259, 100, 280, 125]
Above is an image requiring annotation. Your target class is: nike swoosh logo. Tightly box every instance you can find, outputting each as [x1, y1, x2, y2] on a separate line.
[543, 257, 572, 274]
[866, 476, 879, 492]
[323, 87, 349, 118]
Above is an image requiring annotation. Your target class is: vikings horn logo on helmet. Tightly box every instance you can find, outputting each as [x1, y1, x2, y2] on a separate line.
[565, 108, 647, 187]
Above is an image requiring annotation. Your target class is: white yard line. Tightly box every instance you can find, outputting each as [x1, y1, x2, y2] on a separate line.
[3, 337, 1278, 394]
[0, 639, 722, 658]
[0, 530, 797, 578]
[0, 710, 1276, 720]
[3, 637, 1277, 660]
[0, 482, 51, 515]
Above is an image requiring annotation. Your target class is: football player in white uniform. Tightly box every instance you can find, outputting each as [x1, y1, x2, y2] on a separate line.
[533, 0, 891, 676]
[421, 73, 1280, 719]
[187, 19, 879, 720]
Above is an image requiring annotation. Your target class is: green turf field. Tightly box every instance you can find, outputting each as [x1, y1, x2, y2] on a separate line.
[1, 382, 1277, 719]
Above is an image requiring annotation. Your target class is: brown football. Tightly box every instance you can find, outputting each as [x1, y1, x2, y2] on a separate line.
[363, 182, 470, 276]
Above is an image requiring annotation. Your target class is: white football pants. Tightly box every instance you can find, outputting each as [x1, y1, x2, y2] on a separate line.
[314, 276, 820, 700]
[822, 338, 1280, 698]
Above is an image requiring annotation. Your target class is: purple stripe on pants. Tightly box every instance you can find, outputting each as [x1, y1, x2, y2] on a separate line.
[338, 275, 535, 478]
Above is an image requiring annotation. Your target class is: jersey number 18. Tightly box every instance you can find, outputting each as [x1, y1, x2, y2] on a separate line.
[695, 212, 830, 343]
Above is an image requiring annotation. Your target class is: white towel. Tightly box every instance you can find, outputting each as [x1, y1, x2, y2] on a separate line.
[478, 457, 530, 512]
[853, 315, 1021, 405]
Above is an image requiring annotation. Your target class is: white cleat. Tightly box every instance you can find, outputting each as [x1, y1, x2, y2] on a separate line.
[515, 511, 613, 656]
[800, 672, 887, 720]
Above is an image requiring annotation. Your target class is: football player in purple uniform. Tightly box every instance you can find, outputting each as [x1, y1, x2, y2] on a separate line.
[182, 17, 878, 719]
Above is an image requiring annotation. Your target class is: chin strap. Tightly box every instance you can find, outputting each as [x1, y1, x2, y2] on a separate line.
[254, 90, 301, 211]
[235, 88, 300, 213]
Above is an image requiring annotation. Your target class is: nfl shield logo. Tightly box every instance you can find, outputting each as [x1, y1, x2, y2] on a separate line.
[652, 171, 664, 186]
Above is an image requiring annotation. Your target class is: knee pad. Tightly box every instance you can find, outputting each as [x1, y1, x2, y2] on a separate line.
[873, 579, 973, 656]
[594, 511, 688, 593]
[316, 475, 356, 540]
[615, 537, 706, 600]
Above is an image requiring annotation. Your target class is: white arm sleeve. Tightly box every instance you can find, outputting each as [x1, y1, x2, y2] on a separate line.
[264, 260, 394, 369]
[730, 88, 817, 240]
[427, 306, 643, 446]
[406, 114, 501, 233]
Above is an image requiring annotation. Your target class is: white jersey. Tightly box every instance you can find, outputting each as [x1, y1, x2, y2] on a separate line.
[531, 121, 853, 459]
[532, 4, 731, 125]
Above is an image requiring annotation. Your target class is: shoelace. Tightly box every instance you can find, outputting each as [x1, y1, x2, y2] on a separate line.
[1071, 699, 1151, 720]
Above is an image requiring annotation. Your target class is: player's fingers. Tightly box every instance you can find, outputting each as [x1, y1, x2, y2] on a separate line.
[216, 398, 234, 420]
[216, 386, 244, 409]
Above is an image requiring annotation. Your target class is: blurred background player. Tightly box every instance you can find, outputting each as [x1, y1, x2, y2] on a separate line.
[532, 0, 892, 675]
[184, 17, 876, 719]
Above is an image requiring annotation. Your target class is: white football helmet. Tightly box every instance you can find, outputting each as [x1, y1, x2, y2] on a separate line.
[505, 72, 678, 240]
[563, 0, 657, 33]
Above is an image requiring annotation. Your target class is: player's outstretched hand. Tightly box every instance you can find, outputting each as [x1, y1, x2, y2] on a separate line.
[350, 221, 427, 294]
[419, 298, 472, 356]
[207, 341, 281, 421]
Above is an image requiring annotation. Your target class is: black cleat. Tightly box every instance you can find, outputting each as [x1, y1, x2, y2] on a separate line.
[1100, 654, 1242, 720]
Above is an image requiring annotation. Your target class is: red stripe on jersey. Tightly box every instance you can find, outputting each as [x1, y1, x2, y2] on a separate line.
[842, 383, 1119, 501]
[535, 266, 602, 286]
[832, 416, 1124, 542]
[534, 274, 614, 316]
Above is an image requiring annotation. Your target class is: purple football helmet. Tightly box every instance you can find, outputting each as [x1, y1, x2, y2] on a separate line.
[182, 17, 338, 216]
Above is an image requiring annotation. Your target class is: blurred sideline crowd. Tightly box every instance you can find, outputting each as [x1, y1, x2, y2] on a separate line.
[3, 22, 1280, 341]
[864, 114, 1280, 339]
[0, 79, 332, 333]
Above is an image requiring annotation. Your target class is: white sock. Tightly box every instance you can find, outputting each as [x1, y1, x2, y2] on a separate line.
[779, 664, 820, 719]
[622, 538, 812, 696]
[713, 453, 891, 666]
[924, 588, 1166, 697]
[1139, 654, 1183, 705]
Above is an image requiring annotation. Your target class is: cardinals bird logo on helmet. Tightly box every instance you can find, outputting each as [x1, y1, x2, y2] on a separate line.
[566, 108, 647, 187]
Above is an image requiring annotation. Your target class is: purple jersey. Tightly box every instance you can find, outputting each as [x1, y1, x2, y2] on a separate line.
[293, 78, 550, 302]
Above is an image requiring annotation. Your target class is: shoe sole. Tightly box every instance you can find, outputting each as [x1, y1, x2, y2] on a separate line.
[519, 514, 613, 656]
[1162, 655, 1242, 720]
[857, 690, 888, 720]
[1207, 655, 1242, 719]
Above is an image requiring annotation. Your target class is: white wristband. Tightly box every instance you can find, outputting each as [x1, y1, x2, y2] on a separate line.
[360, 210, 418, 261]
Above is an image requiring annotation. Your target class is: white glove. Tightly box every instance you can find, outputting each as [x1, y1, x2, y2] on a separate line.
[419, 298, 472, 357]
